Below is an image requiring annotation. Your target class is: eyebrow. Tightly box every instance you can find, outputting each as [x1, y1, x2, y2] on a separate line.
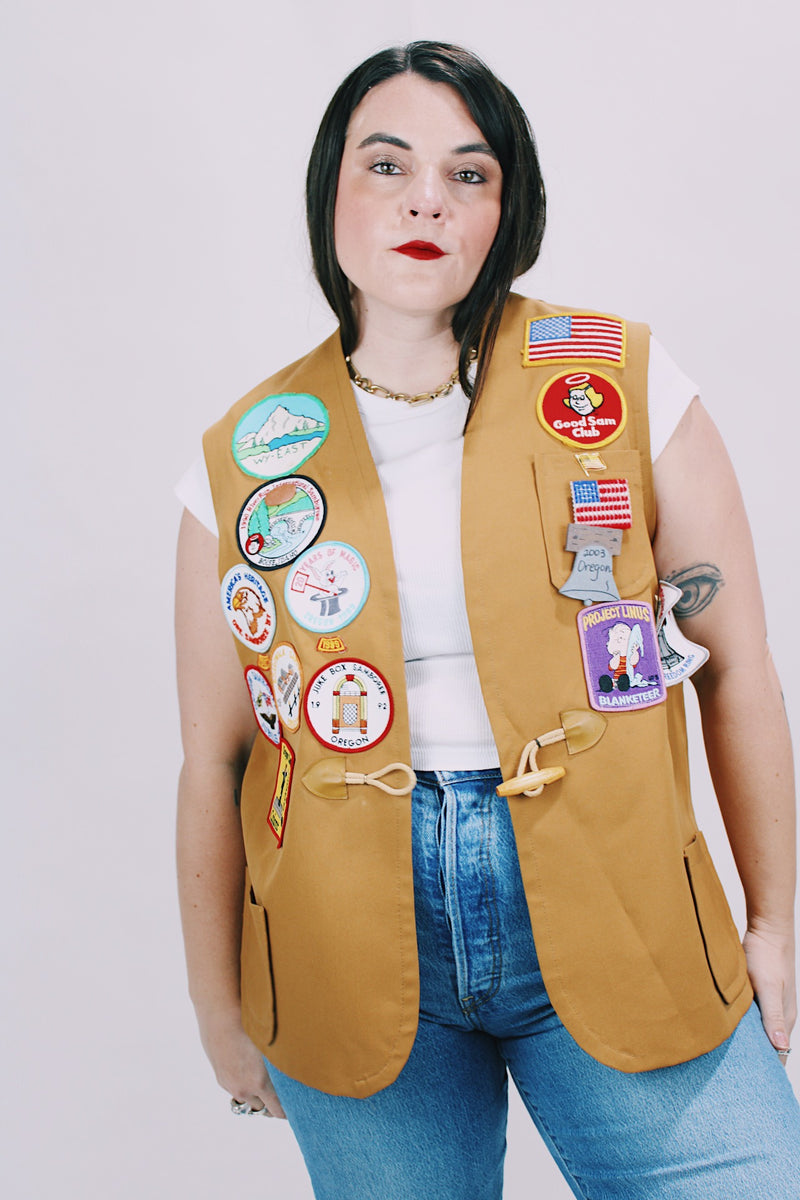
[356, 132, 498, 160]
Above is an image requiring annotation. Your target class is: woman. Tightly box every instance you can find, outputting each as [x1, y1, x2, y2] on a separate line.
[176, 41, 800, 1198]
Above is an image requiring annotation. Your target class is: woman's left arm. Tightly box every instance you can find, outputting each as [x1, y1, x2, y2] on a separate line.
[653, 397, 796, 1054]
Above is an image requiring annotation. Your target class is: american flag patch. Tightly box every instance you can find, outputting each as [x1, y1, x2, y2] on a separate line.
[570, 478, 632, 529]
[524, 314, 625, 366]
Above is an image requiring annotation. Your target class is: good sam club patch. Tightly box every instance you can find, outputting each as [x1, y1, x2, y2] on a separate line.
[237, 475, 326, 571]
[577, 600, 666, 712]
[537, 370, 627, 449]
[232, 392, 330, 479]
[304, 659, 393, 753]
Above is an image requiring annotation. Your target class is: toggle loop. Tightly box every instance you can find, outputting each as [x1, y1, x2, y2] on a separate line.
[496, 765, 566, 798]
[344, 762, 417, 796]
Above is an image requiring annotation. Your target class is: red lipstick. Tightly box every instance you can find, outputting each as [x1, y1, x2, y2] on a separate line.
[392, 241, 445, 260]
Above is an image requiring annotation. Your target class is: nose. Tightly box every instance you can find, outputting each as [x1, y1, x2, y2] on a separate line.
[406, 167, 446, 220]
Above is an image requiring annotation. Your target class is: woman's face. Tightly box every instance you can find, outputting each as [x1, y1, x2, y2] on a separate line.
[334, 73, 503, 329]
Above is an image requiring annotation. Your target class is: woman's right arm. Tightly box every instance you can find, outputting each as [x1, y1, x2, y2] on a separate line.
[175, 508, 286, 1116]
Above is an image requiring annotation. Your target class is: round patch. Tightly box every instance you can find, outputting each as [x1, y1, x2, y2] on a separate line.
[270, 642, 304, 733]
[220, 564, 277, 652]
[232, 393, 330, 479]
[244, 666, 281, 745]
[304, 659, 393, 753]
[237, 476, 327, 571]
[284, 542, 369, 634]
[537, 369, 627, 449]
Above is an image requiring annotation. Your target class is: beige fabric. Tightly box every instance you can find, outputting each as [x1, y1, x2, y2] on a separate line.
[203, 294, 751, 1097]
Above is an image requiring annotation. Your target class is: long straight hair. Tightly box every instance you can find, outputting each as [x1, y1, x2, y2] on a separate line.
[306, 42, 546, 425]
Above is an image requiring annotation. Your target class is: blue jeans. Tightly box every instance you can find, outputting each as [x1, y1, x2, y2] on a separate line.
[268, 769, 800, 1198]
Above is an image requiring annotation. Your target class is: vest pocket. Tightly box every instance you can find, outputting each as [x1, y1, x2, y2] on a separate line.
[683, 833, 748, 1004]
[533, 449, 655, 599]
[240, 880, 276, 1047]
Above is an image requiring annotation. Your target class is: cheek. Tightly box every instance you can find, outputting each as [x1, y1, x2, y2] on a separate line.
[467, 202, 502, 268]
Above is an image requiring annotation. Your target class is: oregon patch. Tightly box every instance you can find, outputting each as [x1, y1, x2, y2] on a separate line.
[304, 659, 393, 753]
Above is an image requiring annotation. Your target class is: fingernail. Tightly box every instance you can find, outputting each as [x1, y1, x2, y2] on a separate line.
[773, 1030, 789, 1050]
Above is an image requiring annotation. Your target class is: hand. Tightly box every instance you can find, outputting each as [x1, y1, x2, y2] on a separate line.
[743, 919, 797, 1065]
[200, 1012, 287, 1118]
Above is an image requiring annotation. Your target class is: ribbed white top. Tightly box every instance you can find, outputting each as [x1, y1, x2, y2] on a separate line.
[351, 382, 500, 769]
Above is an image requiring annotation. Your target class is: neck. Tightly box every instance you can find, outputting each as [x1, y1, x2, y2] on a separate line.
[350, 299, 460, 396]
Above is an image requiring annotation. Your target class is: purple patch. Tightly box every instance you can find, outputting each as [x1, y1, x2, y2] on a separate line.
[577, 600, 666, 713]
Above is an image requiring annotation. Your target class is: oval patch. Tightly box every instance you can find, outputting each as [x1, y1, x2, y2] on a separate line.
[237, 475, 326, 571]
[244, 666, 282, 745]
[221, 564, 277, 653]
[304, 659, 393, 753]
[537, 370, 627, 449]
[232, 392, 330, 479]
[269, 641, 304, 733]
[284, 541, 369, 634]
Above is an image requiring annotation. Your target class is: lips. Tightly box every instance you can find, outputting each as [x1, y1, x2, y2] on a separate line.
[392, 241, 445, 260]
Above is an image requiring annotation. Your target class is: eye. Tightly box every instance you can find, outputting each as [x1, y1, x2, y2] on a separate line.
[453, 167, 486, 185]
[370, 159, 402, 176]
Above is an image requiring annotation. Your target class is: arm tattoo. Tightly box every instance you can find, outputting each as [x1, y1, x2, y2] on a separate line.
[665, 562, 724, 618]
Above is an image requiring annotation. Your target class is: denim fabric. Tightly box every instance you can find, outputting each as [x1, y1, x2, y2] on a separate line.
[268, 769, 800, 1199]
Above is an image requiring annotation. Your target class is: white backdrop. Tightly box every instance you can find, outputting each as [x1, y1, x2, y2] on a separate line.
[3, 2, 798, 1196]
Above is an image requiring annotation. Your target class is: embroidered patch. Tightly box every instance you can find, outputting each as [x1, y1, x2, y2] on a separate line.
[244, 665, 281, 745]
[316, 635, 347, 653]
[221, 565, 277, 653]
[232, 393, 330, 480]
[656, 582, 710, 686]
[523, 314, 626, 367]
[570, 478, 632, 529]
[560, 525, 622, 605]
[285, 542, 370, 634]
[537, 370, 627, 449]
[237, 476, 327, 571]
[269, 642, 303, 733]
[304, 659, 393, 753]
[577, 600, 666, 712]
[268, 738, 295, 846]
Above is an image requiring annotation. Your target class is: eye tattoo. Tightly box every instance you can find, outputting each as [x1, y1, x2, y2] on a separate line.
[665, 563, 724, 618]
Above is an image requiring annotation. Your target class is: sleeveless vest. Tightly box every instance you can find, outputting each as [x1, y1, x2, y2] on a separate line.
[203, 294, 751, 1097]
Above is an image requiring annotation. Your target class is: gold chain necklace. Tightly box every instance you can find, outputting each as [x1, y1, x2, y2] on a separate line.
[345, 356, 461, 406]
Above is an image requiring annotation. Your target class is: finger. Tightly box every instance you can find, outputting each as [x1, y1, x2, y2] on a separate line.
[756, 992, 791, 1062]
[260, 1089, 287, 1119]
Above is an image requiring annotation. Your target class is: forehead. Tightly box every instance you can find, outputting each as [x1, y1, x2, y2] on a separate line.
[345, 73, 487, 148]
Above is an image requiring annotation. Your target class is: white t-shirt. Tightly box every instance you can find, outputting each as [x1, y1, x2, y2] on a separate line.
[178, 335, 697, 769]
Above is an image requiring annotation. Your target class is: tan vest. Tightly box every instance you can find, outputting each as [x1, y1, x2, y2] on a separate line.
[203, 294, 751, 1098]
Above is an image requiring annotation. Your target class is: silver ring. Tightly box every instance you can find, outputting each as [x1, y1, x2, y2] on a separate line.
[230, 1098, 273, 1115]
[777, 1048, 792, 1058]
